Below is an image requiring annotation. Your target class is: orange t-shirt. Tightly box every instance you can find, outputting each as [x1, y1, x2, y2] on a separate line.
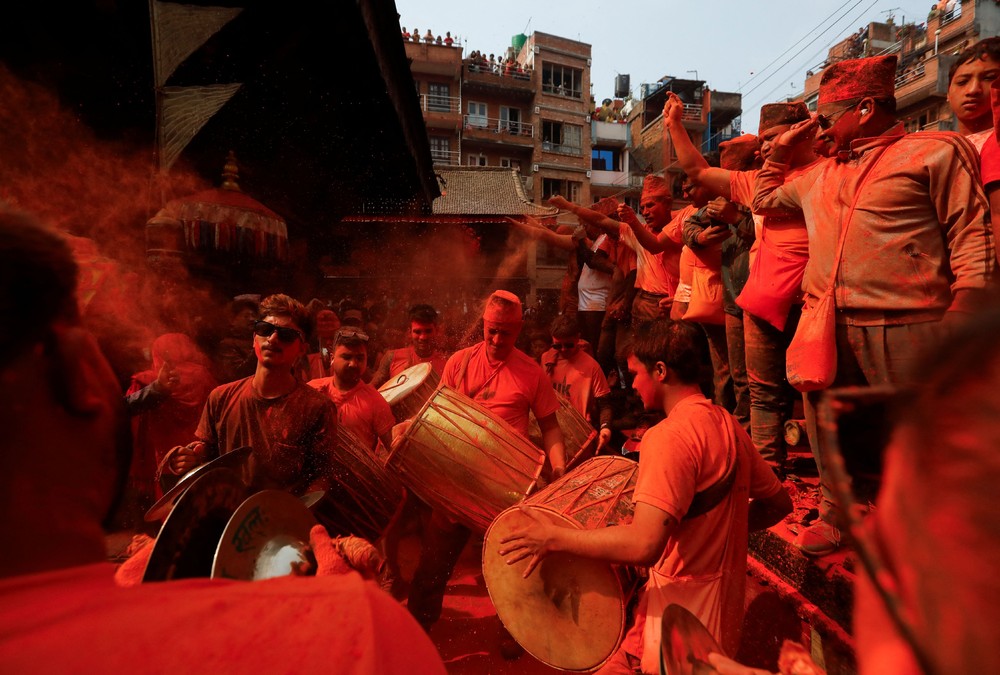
[442, 343, 560, 436]
[622, 394, 783, 662]
[308, 379, 395, 451]
[540, 348, 611, 423]
[730, 167, 815, 258]
[387, 345, 448, 379]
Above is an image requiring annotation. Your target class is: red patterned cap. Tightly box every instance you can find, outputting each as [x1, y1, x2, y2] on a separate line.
[758, 102, 810, 133]
[819, 54, 898, 106]
[641, 175, 671, 201]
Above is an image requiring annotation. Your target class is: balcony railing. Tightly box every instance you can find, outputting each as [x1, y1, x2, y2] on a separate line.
[939, 5, 962, 27]
[430, 149, 461, 165]
[420, 93, 461, 114]
[541, 140, 582, 156]
[682, 103, 703, 122]
[464, 60, 533, 80]
[462, 115, 534, 138]
[895, 63, 926, 89]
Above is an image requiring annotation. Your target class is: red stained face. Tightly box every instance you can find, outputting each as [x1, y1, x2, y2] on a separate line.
[483, 320, 520, 361]
[640, 196, 672, 230]
[409, 321, 437, 357]
[948, 56, 1000, 134]
[627, 354, 661, 411]
[253, 315, 305, 370]
[331, 343, 367, 387]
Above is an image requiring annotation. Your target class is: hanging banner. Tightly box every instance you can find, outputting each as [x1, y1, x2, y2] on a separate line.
[151, 0, 243, 86]
[159, 83, 242, 171]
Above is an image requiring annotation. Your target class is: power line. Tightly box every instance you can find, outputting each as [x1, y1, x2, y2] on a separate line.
[740, 0, 862, 91]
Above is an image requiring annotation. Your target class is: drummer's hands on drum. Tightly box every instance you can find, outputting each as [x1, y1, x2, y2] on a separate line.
[497, 507, 559, 578]
[597, 426, 613, 451]
[168, 441, 206, 475]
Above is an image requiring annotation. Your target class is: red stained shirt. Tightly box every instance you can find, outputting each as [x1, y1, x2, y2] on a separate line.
[308, 378, 395, 452]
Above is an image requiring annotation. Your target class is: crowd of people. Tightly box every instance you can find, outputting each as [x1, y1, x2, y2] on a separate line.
[3, 37, 1000, 675]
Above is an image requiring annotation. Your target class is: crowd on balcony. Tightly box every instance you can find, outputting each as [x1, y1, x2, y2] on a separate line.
[400, 26, 458, 47]
[466, 50, 531, 80]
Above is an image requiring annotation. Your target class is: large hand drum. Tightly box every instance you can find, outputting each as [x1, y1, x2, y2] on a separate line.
[378, 362, 440, 423]
[386, 384, 545, 532]
[312, 426, 406, 541]
[483, 455, 640, 672]
[527, 391, 598, 474]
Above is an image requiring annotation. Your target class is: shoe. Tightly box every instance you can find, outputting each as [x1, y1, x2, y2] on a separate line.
[795, 520, 841, 557]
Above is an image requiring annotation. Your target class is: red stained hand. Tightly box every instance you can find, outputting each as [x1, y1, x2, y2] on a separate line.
[168, 441, 206, 475]
[497, 506, 556, 578]
[616, 203, 640, 227]
[696, 224, 732, 246]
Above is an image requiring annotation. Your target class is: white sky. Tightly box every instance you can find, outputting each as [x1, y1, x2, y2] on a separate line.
[396, 0, 935, 133]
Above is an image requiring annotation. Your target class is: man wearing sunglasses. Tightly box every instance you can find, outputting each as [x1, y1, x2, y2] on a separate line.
[0, 210, 445, 674]
[541, 314, 613, 450]
[169, 294, 338, 497]
[752, 54, 994, 556]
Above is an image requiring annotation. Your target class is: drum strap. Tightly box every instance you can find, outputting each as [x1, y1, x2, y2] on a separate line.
[683, 412, 741, 521]
[456, 346, 505, 400]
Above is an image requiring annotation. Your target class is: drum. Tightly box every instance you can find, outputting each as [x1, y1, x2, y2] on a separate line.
[378, 362, 440, 423]
[313, 426, 406, 541]
[527, 392, 598, 474]
[482, 455, 641, 672]
[386, 384, 545, 533]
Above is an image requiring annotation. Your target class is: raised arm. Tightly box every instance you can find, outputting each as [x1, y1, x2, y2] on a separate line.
[506, 215, 575, 251]
[548, 196, 621, 235]
[663, 92, 733, 199]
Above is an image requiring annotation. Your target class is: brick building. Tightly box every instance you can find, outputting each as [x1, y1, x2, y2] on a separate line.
[796, 3, 1000, 133]
[404, 30, 593, 304]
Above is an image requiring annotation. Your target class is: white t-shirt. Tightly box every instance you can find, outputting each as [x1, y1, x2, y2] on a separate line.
[577, 234, 612, 311]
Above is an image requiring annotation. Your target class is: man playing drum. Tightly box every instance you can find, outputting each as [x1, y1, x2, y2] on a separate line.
[407, 290, 567, 635]
[541, 314, 614, 451]
[370, 303, 449, 388]
[499, 319, 792, 673]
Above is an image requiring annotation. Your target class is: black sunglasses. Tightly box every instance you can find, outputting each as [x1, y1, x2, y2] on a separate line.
[816, 101, 858, 130]
[551, 341, 577, 350]
[253, 320, 304, 343]
[335, 327, 370, 343]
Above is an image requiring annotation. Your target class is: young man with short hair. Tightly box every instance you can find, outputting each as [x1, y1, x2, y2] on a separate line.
[947, 36, 1000, 150]
[499, 319, 791, 673]
[170, 294, 337, 496]
[541, 314, 613, 450]
[370, 304, 449, 388]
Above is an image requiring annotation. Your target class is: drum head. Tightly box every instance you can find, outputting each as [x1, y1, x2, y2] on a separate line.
[660, 604, 723, 675]
[144, 446, 253, 522]
[483, 506, 627, 672]
[142, 467, 247, 582]
[212, 490, 318, 580]
[378, 362, 434, 406]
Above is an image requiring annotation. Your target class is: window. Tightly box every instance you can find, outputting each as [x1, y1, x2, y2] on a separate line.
[428, 83, 451, 112]
[500, 106, 522, 134]
[541, 63, 583, 98]
[542, 120, 582, 155]
[468, 154, 487, 166]
[467, 101, 487, 127]
[429, 137, 451, 163]
[542, 178, 581, 202]
[500, 158, 521, 171]
[591, 147, 621, 171]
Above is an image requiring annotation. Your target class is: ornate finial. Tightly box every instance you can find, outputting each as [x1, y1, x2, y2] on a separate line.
[221, 150, 241, 191]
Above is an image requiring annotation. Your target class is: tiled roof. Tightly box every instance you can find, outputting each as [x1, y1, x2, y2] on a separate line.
[432, 166, 558, 216]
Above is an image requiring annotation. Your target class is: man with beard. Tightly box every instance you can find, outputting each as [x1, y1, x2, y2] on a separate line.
[370, 304, 449, 388]
[309, 327, 394, 453]
[752, 54, 994, 555]
[169, 294, 337, 496]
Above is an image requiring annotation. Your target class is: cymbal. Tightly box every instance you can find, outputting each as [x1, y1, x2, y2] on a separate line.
[660, 604, 723, 675]
[144, 446, 253, 522]
[142, 467, 247, 582]
[212, 490, 318, 581]
[299, 490, 326, 510]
